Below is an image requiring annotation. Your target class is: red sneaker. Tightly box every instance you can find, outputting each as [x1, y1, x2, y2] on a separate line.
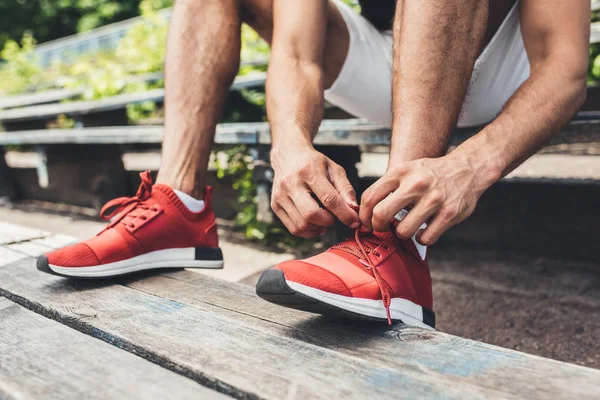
[256, 225, 434, 329]
[37, 171, 223, 278]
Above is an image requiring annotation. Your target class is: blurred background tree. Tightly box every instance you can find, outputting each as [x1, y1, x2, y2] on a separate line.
[0, 0, 173, 50]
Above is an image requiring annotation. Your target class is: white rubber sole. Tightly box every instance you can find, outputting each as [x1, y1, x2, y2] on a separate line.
[286, 280, 434, 330]
[47, 247, 223, 278]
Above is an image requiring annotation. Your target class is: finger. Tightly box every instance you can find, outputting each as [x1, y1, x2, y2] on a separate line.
[329, 165, 358, 207]
[291, 191, 336, 228]
[394, 197, 440, 239]
[310, 176, 360, 228]
[273, 199, 324, 239]
[369, 188, 416, 232]
[415, 212, 453, 246]
[281, 197, 327, 238]
[359, 177, 401, 232]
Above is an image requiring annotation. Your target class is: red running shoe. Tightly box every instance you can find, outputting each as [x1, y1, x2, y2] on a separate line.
[256, 222, 434, 329]
[37, 171, 223, 278]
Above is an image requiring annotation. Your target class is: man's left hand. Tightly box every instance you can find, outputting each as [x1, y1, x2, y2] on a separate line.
[359, 152, 499, 246]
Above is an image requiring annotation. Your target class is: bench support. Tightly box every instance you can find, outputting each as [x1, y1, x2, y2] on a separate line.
[25, 144, 131, 213]
[250, 146, 274, 224]
[0, 148, 20, 202]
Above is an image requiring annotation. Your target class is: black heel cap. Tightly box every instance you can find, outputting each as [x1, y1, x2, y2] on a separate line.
[194, 247, 223, 261]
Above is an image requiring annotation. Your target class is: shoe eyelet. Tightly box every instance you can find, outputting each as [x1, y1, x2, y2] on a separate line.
[129, 224, 135, 228]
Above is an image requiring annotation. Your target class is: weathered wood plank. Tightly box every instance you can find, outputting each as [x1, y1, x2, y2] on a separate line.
[0, 124, 260, 146]
[0, 73, 265, 124]
[0, 88, 84, 110]
[127, 270, 600, 398]
[0, 116, 599, 147]
[0, 297, 227, 400]
[6, 241, 56, 257]
[0, 246, 28, 266]
[0, 257, 515, 400]
[0, 222, 48, 245]
[0, 255, 598, 399]
[29, 234, 78, 250]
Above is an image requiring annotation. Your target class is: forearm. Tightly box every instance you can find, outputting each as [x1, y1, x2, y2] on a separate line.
[454, 58, 587, 185]
[389, 0, 488, 163]
[267, 55, 324, 154]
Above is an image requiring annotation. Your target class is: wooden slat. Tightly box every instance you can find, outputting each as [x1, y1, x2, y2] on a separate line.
[0, 222, 48, 245]
[0, 298, 226, 400]
[0, 246, 28, 266]
[0, 73, 266, 123]
[0, 88, 84, 110]
[1, 116, 599, 148]
[0, 258, 465, 399]
[0, 123, 262, 145]
[0, 251, 598, 399]
[0, 89, 165, 122]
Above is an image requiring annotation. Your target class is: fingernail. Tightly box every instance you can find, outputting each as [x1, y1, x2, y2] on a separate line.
[351, 222, 361, 229]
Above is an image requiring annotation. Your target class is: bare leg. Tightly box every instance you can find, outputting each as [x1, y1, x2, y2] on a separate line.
[389, 0, 515, 165]
[156, 0, 348, 199]
[156, 0, 242, 199]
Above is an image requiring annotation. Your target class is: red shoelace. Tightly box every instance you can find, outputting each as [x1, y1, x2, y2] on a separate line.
[330, 206, 397, 325]
[99, 171, 156, 229]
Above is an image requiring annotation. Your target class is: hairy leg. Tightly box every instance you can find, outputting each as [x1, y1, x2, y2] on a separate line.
[156, 0, 242, 198]
[389, 0, 504, 163]
[157, 0, 348, 198]
[359, 0, 516, 236]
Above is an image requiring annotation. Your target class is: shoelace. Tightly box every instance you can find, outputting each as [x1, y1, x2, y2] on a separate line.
[99, 170, 155, 229]
[330, 229, 394, 325]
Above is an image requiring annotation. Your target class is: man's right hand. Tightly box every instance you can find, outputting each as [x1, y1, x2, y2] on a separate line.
[270, 147, 360, 239]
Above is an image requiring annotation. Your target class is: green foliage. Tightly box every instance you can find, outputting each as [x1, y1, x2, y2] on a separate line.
[115, 0, 169, 74]
[0, 34, 41, 94]
[590, 44, 600, 83]
[214, 145, 306, 247]
[0, 0, 144, 50]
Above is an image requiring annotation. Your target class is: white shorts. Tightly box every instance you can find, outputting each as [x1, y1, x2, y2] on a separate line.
[325, 1, 531, 128]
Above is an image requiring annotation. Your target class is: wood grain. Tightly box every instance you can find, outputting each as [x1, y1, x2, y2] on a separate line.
[0, 246, 28, 266]
[0, 222, 48, 245]
[0, 297, 227, 400]
[0, 258, 497, 400]
[1, 254, 599, 399]
[129, 270, 600, 399]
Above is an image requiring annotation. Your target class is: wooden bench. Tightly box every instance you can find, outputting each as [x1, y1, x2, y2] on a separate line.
[0, 72, 266, 130]
[0, 72, 267, 208]
[1, 114, 598, 203]
[0, 221, 599, 399]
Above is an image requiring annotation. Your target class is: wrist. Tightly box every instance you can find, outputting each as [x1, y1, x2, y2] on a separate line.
[270, 141, 315, 169]
[451, 140, 503, 191]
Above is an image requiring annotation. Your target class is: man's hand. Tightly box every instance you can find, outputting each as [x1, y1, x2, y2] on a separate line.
[359, 151, 499, 246]
[271, 147, 360, 239]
